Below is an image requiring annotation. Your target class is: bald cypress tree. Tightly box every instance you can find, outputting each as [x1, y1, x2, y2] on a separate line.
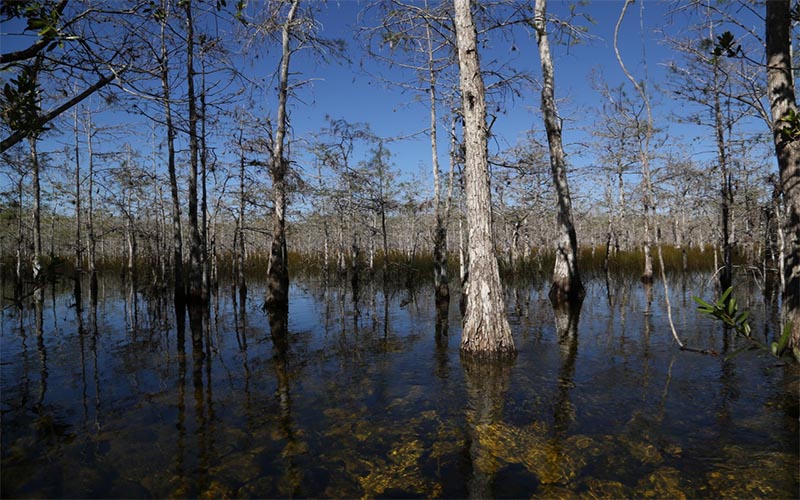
[453, 0, 515, 357]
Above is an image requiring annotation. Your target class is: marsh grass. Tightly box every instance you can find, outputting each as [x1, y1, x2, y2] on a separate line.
[3, 244, 747, 294]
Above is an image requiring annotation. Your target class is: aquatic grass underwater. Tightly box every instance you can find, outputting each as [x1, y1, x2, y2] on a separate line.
[1, 269, 797, 498]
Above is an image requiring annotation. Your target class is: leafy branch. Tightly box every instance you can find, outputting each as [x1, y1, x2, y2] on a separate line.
[693, 287, 794, 361]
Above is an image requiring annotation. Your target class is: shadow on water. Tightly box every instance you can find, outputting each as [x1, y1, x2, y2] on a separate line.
[0, 271, 797, 498]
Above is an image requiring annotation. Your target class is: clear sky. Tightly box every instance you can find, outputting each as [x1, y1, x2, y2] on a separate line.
[258, 0, 769, 195]
[1, 0, 774, 208]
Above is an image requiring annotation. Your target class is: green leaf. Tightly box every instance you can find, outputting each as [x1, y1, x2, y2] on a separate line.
[735, 310, 750, 326]
[773, 321, 793, 356]
[692, 296, 713, 309]
[717, 287, 733, 308]
[725, 345, 758, 362]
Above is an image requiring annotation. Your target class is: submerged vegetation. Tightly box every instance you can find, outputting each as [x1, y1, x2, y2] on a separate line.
[1, 270, 797, 498]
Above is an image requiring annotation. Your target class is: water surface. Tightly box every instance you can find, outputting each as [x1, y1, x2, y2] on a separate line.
[1, 273, 798, 498]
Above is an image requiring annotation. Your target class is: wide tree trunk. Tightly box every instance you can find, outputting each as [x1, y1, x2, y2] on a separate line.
[766, 0, 800, 356]
[533, 0, 585, 304]
[453, 0, 515, 357]
[265, 0, 299, 310]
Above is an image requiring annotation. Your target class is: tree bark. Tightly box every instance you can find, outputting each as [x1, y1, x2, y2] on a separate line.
[74, 106, 82, 273]
[766, 0, 800, 356]
[533, 0, 585, 304]
[16, 177, 23, 287]
[86, 109, 96, 274]
[184, 0, 204, 303]
[454, 0, 515, 357]
[237, 129, 247, 300]
[160, 0, 184, 304]
[266, 0, 299, 310]
[200, 51, 210, 299]
[427, 23, 449, 305]
[30, 134, 42, 280]
[614, 0, 654, 284]
[713, 63, 734, 292]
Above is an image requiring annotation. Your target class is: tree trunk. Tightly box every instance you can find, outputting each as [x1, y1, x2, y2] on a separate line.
[237, 129, 247, 299]
[184, 0, 204, 303]
[15, 177, 24, 291]
[713, 63, 733, 292]
[766, 0, 800, 356]
[30, 134, 42, 280]
[533, 0, 585, 304]
[265, 0, 299, 310]
[74, 107, 82, 272]
[428, 23, 449, 304]
[200, 52, 210, 300]
[125, 190, 136, 279]
[380, 201, 388, 275]
[615, 0, 654, 283]
[160, 0, 184, 303]
[86, 110, 96, 274]
[454, 0, 515, 357]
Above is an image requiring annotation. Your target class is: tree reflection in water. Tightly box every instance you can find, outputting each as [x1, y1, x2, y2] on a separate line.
[462, 355, 514, 499]
[552, 302, 581, 438]
[0, 274, 797, 498]
[267, 304, 303, 496]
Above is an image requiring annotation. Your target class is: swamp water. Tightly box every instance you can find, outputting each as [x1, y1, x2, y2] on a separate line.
[1, 272, 798, 498]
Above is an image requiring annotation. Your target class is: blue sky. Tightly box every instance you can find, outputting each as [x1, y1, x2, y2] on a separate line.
[268, 0, 770, 193]
[1, 0, 775, 207]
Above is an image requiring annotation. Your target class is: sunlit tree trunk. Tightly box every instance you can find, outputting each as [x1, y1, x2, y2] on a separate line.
[237, 128, 247, 300]
[30, 133, 42, 280]
[454, 0, 515, 356]
[125, 188, 136, 278]
[533, 0, 584, 304]
[266, 0, 299, 310]
[615, 0, 654, 283]
[766, 0, 800, 355]
[427, 23, 449, 304]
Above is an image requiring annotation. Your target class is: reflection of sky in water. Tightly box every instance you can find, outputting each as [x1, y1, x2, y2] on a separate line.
[1, 273, 797, 498]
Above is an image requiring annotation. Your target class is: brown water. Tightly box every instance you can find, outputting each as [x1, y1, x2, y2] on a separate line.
[1, 273, 798, 498]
